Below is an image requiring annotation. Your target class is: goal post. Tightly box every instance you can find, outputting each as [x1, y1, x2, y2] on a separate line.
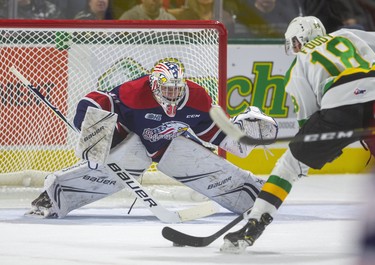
[0, 19, 227, 187]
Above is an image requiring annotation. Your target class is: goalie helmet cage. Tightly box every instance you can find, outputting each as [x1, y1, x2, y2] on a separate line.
[0, 19, 227, 187]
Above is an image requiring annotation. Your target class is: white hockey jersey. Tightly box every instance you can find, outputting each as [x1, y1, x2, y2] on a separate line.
[284, 29, 375, 125]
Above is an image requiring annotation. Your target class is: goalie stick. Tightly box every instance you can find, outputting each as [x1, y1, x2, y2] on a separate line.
[10, 66, 218, 223]
[209, 105, 375, 145]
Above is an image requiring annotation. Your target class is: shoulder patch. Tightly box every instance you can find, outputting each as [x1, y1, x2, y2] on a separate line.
[185, 80, 212, 112]
[118, 76, 159, 109]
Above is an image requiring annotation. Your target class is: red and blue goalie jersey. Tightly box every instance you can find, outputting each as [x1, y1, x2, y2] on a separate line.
[73, 75, 226, 161]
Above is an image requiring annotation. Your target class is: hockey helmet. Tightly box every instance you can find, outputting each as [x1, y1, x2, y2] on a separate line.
[285, 16, 326, 55]
[149, 61, 187, 117]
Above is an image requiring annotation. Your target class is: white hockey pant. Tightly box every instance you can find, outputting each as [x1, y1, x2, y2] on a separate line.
[157, 136, 264, 214]
[44, 133, 152, 218]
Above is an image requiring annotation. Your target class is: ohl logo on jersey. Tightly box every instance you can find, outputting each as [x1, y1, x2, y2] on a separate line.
[354, 88, 366, 95]
[142, 121, 189, 142]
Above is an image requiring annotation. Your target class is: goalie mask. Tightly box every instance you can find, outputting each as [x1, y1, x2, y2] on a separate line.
[285, 16, 326, 55]
[150, 62, 187, 117]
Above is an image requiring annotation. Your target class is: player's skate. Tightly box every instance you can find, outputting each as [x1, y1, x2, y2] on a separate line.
[26, 191, 57, 218]
[220, 213, 273, 254]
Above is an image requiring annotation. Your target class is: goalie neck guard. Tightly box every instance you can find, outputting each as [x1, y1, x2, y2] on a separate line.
[149, 61, 187, 117]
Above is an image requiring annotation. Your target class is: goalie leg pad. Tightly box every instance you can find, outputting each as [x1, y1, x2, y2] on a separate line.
[43, 161, 124, 218]
[157, 136, 265, 214]
[29, 134, 152, 218]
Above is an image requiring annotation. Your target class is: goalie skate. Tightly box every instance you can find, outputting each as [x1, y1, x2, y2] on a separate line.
[220, 213, 273, 254]
[25, 191, 57, 218]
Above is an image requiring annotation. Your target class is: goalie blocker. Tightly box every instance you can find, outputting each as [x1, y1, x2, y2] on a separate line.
[75, 106, 118, 164]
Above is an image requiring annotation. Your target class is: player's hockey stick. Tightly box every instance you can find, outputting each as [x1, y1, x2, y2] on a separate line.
[10, 66, 218, 223]
[162, 209, 251, 247]
[209, 105, 375, 145]
[162, 104, 375, 244]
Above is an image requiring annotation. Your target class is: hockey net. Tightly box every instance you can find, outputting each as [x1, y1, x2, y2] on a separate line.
[0, 20, 227, 188]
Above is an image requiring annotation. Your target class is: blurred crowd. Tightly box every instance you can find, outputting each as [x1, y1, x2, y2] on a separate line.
[1, 0, 375, 38]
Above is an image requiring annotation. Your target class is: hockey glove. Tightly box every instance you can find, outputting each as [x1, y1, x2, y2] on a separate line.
[231, 106, 278, 144]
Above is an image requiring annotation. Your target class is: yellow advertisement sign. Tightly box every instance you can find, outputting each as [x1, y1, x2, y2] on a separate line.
[226, 44, 373, 174]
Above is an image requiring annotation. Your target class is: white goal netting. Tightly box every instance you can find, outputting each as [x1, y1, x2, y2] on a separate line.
[0, 20, 227, 188]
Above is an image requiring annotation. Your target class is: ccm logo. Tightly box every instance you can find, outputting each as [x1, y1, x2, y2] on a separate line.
[107, 163, 157, 208]
[304, 131, 353, 141]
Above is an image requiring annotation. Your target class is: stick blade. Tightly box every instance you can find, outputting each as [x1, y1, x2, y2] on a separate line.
[162, 226, 212, 247]
[161, 214, 244, 247]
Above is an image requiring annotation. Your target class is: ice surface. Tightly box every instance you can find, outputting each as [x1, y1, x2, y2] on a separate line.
[0, 174, 371, 265]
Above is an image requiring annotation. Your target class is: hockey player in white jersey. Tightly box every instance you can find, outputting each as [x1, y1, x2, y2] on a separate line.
[27, 61, 278, 220]
[221, 16, 375, 253]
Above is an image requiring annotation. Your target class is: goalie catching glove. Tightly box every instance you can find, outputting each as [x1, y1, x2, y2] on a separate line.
[232, 106, 278, 141]
[219, 106, 278, 157]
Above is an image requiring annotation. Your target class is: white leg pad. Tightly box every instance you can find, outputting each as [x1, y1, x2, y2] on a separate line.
[157, 136, 265, 214]
[44, 133, 152, 218]
[44, 161, 123, 218]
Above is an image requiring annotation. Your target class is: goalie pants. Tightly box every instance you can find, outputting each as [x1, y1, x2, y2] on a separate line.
[289, 101, 375, 169]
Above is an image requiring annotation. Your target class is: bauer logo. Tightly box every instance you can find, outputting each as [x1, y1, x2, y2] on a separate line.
[208, 176, 232, 190]
[82, 175, 116, 185]
[107, 163, 158, 208]
[84, 126, 105, 142]
[145, 113, 162, 121]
